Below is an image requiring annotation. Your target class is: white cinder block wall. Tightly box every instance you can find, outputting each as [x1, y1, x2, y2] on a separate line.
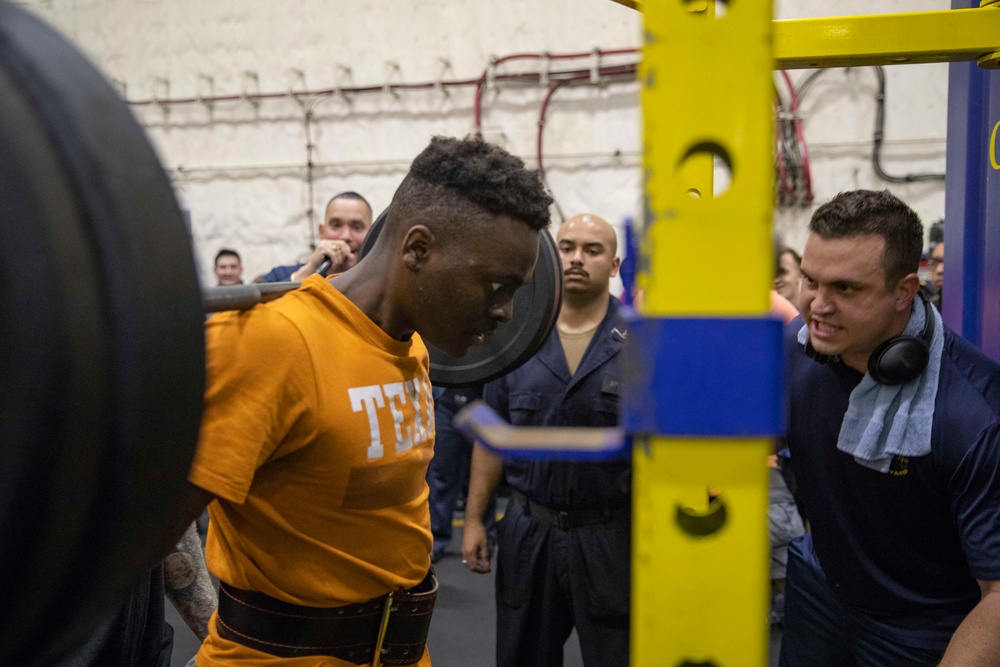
[22, 0, 949, 287]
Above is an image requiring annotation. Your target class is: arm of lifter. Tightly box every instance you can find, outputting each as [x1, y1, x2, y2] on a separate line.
[939, 580, 1000, 665]
[461, 443, 503, 574]
[132, 481, 213, 579]
[163, 518, 218, 641]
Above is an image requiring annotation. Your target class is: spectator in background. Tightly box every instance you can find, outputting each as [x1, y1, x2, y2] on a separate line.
[213, 249, 243, 286]
[257, 192, 373, 283]
[929, 241, 944, 312]
[463, 213, 629, 667]
[427, 384, 495, 563]
[768, 282, 805, 628]
[928, 218, 945, 249]
[774, 246, 803, 310]
[922, 218, 944, 312]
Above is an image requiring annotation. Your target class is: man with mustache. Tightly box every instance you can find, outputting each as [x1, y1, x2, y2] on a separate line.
[462, 213, 629, 667]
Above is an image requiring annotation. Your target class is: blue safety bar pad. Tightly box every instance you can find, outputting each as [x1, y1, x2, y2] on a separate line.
[622, 316, 785, 437]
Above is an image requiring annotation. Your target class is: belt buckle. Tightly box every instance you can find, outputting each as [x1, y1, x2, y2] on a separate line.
[372, 591, 395, 667]
[556, 510, 570, 530]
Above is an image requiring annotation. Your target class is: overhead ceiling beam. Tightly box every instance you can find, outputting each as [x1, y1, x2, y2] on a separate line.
[607, 4, 1000, 70]
[775, 9, 1000, 69]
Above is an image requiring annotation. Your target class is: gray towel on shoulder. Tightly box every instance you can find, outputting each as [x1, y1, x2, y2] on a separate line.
[797, 297, 944, 473]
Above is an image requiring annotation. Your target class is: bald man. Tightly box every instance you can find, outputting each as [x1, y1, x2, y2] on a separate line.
[463, 214, 630, 667]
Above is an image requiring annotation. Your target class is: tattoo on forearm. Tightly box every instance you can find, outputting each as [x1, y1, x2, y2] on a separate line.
[164, 521, 217, 641]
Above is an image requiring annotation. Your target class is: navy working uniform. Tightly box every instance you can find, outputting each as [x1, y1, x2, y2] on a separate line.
[484, 295, 629, 667]
[256, 264, 302, 284]
[781, 323, 1000, 665]
[427, 385, 494, 561]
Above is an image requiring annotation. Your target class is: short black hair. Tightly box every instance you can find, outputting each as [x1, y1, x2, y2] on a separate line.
[327, 191, 373, 221]
[809, 189, 922, 289]
[780, 246, 802, 267]
[928, 218, 944, 248]
[214, 248, 241, 265]
[387, 136, 552, 239]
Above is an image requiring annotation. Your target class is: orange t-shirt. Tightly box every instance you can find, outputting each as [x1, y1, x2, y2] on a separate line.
[190, 275, 434, 666]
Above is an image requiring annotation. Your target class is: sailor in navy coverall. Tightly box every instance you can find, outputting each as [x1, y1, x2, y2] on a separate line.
[463, 214, 630, 667]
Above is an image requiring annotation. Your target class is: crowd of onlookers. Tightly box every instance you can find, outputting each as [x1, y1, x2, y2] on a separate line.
[184, 166, 995, 667]
[209, 192, 374, 289]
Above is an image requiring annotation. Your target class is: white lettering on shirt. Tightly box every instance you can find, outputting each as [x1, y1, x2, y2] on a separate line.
[348, 385, 387, 459]
[347, 375, 433, 460]
[383, 382, 413, 454]
[405, 379, 427, 444]
[420, 375, 437, 437]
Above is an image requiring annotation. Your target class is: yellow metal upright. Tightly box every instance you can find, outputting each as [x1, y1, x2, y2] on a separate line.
[634, 1, 775, 665]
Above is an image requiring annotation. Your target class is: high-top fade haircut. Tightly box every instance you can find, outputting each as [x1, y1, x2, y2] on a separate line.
[808, 189, 923, 290]
[386, 136, 552, 242]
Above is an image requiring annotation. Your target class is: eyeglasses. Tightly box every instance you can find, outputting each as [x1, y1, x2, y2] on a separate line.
[927, 258, 943, 268]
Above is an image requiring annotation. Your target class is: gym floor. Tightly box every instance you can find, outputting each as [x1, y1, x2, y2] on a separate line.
[167, 518, 782, 666]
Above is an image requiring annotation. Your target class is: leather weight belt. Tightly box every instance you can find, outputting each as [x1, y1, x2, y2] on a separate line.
[216, 570, 437, 666]
[511, 489, 629, 530]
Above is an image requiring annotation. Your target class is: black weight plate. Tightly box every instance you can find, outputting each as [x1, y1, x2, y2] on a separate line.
[0, 52, 113, 665]
[0, 4, 205, 663]
[360, 210, 562, 387]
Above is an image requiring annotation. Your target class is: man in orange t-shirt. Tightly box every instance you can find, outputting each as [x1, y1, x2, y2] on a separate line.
[172, 136, 553, 666]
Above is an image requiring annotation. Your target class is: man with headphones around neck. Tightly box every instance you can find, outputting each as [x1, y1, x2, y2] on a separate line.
[780, 189, 1000, 666]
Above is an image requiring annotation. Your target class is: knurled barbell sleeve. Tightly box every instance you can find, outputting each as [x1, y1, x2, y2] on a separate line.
[202, 282, 301, 313]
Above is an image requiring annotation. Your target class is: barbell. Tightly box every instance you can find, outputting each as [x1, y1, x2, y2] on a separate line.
[0, 3, 560, 662]
[203, 211, 562, 388]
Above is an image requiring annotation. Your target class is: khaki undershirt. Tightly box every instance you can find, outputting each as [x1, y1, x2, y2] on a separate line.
[558, 324, 599, 376]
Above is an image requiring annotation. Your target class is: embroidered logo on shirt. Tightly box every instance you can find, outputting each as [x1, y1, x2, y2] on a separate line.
[889, 455, 910, 477]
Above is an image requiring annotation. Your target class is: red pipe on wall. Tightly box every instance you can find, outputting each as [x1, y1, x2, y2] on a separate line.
[123, 47, 639, 110]
[473, 48, 639, 138]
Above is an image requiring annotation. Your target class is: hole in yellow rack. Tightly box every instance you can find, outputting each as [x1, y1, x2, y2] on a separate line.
[681, 0, 730, 17]
[677, 141, 733, 199]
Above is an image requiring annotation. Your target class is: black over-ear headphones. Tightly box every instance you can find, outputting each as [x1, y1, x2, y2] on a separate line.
[805, 297, 935, 386]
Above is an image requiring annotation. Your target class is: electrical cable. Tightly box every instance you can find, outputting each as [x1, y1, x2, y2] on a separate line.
[870, 66, 945, 183]
[774, 71, 814, 207]
[533, 64, 638, 220]
[795, 66, 945, 185]
[128, 76, 483, 107]
[794, 68, 827, 104]
[303, 109, 316, 248]
[537, 78, 572, 223]
[473, 48, 639, 139]
[301, 94, 339, 248]
[779, 69, 814, 204]
[773, 83, 795, 204]
[127, 48, 649, 227]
